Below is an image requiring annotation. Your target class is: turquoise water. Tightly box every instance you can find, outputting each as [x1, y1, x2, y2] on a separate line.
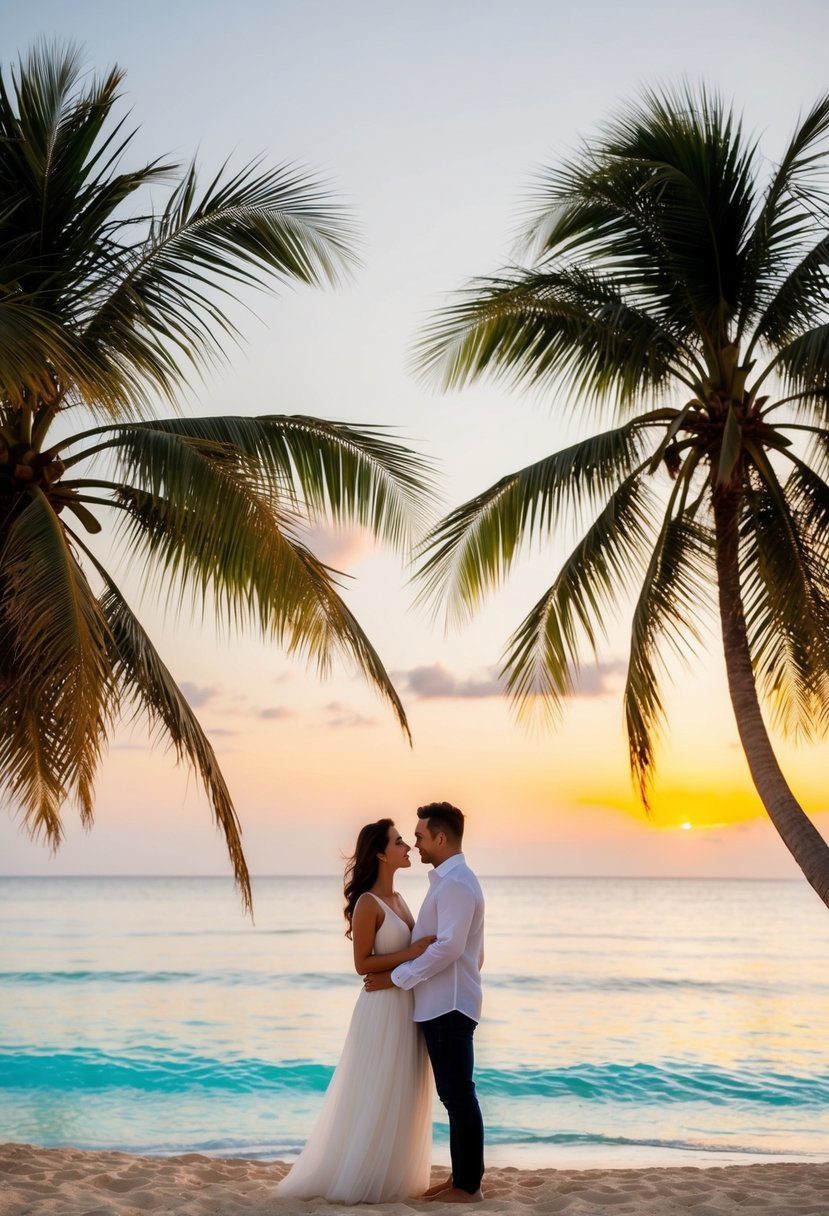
[1, 875, 828, 1167]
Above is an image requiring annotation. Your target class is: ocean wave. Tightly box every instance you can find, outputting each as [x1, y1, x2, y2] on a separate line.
[25, 1129, 817, 1162]
[480, 1127, 820, 1156]
[476, 1061, 829, 1105]
[0, 969, 807, 997]
[0, 1049, 334, 1093]
[2, 1049, 827, 1107]
[482, 974, 793, 995]
[0, 969, 356, 988]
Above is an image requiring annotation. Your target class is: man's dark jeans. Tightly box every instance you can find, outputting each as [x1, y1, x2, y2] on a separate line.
[421, 1010, 484, 1194]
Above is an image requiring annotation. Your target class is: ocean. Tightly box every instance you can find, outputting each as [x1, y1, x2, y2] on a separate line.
[1, 874, 827, 1168]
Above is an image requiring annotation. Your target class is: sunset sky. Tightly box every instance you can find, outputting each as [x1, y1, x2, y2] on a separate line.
[3, 0, 829, 882]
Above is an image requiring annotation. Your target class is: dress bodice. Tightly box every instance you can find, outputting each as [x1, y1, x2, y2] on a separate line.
[365, 894, 412, 954]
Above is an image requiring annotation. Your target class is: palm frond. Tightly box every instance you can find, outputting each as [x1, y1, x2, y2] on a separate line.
[740, 453, 829, 736]
[0, 42, 357, 417]
[0, 488, 116, 830]
[802, 427, 829, 482]
[416, 267, 695, 406]
[0, 702, 66, 847]
[624, 502, 714, 807]
[500, 474, 657, 716]
[748, 234, 829, 356]
[0, 297, 78, 406]
[740, 94, 829, 341]
[61, 413, 433, 549]
[74, 549, 253, 913]
[768, 323, 829, 394]
[417, 420, 660, 620]
[79, 161, 358, 410]
[525, 83, 758, 344]
[62, 423, 416, 738]
[114, 484, 411, 738]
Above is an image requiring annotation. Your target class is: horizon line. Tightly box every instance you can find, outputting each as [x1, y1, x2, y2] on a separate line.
[0, 872, 802, 882]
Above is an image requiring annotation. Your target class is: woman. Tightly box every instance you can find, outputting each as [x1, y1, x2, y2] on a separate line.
[277, 819, 434, 1202]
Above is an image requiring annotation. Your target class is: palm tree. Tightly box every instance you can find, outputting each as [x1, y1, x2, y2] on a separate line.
[0, 43, 432, 911]
[417, 85, 829, 907]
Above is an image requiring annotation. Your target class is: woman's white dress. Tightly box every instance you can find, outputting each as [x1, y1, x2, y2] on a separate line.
[277, 893, 432, 1203]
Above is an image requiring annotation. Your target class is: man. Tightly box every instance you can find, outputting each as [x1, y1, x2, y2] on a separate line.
[364, 801, 485, 1203]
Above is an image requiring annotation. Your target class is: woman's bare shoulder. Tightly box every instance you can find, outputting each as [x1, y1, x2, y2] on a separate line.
[353, 891, 383, 917]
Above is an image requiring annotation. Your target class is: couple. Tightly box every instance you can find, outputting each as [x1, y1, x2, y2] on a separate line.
[278, 801, 485, 1205]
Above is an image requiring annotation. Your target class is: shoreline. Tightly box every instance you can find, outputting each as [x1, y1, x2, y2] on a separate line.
[3, 1143, 828, 1215]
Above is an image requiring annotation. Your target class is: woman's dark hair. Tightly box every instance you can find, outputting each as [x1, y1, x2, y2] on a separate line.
[343, 818, 394, 938]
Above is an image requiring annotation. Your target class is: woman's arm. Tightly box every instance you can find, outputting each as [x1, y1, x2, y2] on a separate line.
[351, 897, 435, 974]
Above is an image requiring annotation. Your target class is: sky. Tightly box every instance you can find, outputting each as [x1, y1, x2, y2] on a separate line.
[3, 0, 829, 883]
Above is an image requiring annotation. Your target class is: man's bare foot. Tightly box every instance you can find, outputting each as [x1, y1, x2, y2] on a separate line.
[421, 1178, 453, 1198]
[429, 1187, 484, 1204]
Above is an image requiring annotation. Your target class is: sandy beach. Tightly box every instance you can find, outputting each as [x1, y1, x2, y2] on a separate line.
[2, 1144, 828, 1215]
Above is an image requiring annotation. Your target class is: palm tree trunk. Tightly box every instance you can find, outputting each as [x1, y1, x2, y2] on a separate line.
[713, 489, 829, 908]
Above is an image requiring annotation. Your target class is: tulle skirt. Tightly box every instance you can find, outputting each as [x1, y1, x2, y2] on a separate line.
[277, 985, 432, 1203]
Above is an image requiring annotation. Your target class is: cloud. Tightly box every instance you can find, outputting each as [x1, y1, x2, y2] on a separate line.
[300, 524, 377, 568]
[396, 659, 627, 701]
[179, 681, 220, 707]
[570, 659, 628, 697]
[258, 706, 293, 720]
[400, 663, 504, 699]
[323, 700, 377, 728]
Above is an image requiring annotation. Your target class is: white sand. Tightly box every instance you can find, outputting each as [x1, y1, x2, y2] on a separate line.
[2, 1144, 829, 1215]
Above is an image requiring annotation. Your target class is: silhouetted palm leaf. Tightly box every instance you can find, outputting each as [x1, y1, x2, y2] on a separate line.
[502, 475, 657, 712]
[624, 507, 713, 806]
[417, 420, 659, 619]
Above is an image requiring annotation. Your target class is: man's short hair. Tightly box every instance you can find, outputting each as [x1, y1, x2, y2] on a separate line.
[417, 801, 465, 843]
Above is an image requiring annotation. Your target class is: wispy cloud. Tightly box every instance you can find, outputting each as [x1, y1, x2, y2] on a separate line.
[399, 663, 504, 699]
[179, 681, 221, 707]
[300, 524, 377, 568]
[396, 659, 627, 700]
[323, 700, 377, 728]
[258, 706, 294, 720]
[571, 659, 628, 697]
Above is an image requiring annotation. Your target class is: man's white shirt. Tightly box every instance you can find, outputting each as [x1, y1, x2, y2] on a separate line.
[391, 853, 484, 1022]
